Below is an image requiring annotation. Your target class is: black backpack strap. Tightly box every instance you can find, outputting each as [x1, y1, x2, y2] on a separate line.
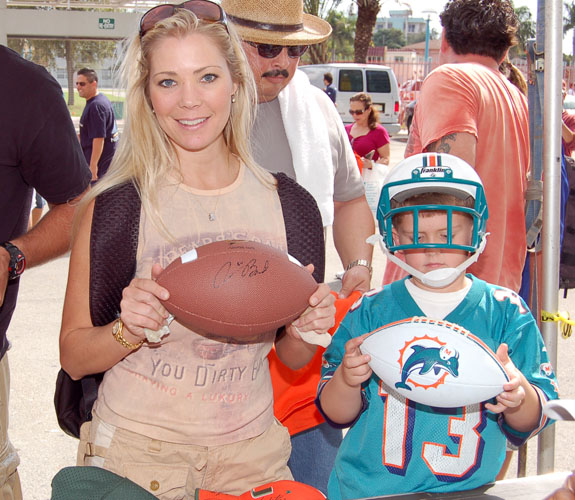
[273, 173, 325, 283]
[89, 182, 141, 326]
[55, 182, 141, 438]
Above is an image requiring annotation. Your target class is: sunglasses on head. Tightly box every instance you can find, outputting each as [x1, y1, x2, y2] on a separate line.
[139, 0, 227, 39]
[349, 108, 368, 116]
[246, 41, 309, 59]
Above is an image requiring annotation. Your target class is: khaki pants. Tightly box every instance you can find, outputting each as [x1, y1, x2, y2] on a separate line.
[0, 355, 22, 500]
[78, 415, 292, 499]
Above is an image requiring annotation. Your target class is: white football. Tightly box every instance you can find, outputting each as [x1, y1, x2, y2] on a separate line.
[359, 317, 509, 408]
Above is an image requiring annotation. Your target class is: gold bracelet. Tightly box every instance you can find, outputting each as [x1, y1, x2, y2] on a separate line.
[112, 318, 144, 350]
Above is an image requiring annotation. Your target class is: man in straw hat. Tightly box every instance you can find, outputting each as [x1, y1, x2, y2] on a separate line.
[221, 0, 375, 492]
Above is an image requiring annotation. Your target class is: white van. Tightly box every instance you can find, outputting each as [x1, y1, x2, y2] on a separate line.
[299, 63, 401, 135]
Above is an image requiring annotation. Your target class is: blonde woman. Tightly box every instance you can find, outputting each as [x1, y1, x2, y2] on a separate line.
[59, 3, 334, 497]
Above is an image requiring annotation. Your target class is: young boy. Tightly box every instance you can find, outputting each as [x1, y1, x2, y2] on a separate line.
[316, 153, 559, 499]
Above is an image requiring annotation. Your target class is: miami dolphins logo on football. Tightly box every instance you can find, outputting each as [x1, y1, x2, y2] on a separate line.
[395, 336, 460, 391]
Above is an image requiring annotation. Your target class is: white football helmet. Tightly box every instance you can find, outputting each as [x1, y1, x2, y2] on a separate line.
[373, 152, 489, 288]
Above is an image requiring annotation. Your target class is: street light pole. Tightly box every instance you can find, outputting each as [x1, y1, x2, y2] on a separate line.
[422, 10, 436, 77]
[424, 15, 430, 63]
[399, 1, 412, 45]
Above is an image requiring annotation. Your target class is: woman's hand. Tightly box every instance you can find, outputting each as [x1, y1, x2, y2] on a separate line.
[275, 265, 336, 369]
[361, 157, 373, 170]
[285, 276, 336, 344]
[119, 263, 171, 342]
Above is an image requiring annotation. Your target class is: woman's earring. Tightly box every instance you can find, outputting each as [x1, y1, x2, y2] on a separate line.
[231, 95, 236, 103]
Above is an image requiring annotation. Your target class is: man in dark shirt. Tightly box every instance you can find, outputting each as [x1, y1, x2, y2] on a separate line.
[77, 68, 118, 181]
[0, 45, 91, 497]
[323, 72, 337, 104]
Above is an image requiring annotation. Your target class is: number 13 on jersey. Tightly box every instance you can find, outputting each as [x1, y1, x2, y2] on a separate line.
[379, 383, 487, 481]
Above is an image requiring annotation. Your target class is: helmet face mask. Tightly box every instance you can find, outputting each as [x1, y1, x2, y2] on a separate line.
[386, 204, 482, 254]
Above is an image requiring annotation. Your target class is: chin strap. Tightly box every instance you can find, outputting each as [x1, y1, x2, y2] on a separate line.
[366, 234, 488, 288]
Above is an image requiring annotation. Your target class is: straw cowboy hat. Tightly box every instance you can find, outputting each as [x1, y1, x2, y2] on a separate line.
[221, 0, 332, 46]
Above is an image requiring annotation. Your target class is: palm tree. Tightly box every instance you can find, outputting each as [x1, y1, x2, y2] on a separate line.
[564, 1, 575, 65]
[513, 5, 535, 56]
[326, 10, 356, 61]
[304, 0, 343, 63]
[354, 0, 382, 63]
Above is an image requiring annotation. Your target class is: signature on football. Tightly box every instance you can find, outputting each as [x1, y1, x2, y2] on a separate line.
[213, 259, 270, 288]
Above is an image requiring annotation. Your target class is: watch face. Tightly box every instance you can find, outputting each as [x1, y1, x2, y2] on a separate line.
[14, 255, 25, 275]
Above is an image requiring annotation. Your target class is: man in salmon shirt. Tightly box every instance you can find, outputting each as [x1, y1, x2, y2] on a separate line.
[385, 0, 529, 294]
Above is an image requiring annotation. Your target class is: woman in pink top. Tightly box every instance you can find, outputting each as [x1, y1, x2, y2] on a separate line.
[345, 92, 390, 167]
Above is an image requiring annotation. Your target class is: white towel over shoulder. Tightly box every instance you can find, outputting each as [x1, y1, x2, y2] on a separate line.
[278, 70, 335, 226]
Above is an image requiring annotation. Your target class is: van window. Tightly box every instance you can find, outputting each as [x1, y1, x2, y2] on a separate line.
[338, 69, 363, 92]
[366, 70, 391, 93]
[299, 66, 326, 89]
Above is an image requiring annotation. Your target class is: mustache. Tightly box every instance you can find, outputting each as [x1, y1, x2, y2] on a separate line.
[262, 69, 289, 78]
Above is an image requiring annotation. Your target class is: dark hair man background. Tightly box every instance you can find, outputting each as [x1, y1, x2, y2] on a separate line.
[76, 68, 118, 182]
[323, 72, 336, 103]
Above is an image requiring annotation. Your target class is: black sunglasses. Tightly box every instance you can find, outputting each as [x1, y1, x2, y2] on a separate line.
[349, 108, 368, 116]
[139, 0, 227, 38]
[246, 41, 309, 59]
[75, 82, 87, 87]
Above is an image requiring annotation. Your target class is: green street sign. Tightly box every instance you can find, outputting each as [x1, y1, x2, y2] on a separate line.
[99, 18, 115, 29]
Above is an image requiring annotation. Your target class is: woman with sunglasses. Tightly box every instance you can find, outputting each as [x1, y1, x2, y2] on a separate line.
[346, 92, 391, 168]
[58, 3, 334, 497]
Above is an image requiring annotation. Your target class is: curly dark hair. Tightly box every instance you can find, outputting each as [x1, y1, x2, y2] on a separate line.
[440, 0, 519, 62]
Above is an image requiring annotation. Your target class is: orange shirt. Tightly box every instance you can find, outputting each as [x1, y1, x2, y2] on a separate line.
[269, 291, 361, 435]
[384, 63, 530, 293]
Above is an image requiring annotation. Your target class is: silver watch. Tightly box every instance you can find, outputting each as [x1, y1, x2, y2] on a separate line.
[345, 259, 372, 275]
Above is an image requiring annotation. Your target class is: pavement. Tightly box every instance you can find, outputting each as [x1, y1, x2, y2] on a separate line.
[7, 130, 575, 499]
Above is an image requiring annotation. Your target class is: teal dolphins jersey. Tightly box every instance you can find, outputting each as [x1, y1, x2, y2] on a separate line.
[318, 276, 559, 500]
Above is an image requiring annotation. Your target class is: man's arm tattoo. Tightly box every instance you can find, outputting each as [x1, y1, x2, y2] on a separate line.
[426, 134, 457, 154]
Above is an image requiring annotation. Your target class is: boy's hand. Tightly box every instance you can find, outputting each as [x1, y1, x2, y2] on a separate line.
[340, 333, 373, 389]
[485, 343, 526, 414]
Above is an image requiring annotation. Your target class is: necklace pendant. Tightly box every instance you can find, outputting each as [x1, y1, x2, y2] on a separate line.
[208, 212, 216, 222]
